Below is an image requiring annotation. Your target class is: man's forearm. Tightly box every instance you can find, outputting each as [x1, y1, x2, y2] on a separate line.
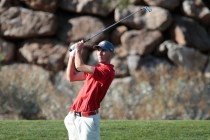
[75, 49, 84, 70]
[73, 40, 94, 73]
[66, 54, 76, 81]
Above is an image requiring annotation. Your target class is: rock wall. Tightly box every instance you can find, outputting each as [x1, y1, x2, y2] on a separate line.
[0, 0, 210, 120]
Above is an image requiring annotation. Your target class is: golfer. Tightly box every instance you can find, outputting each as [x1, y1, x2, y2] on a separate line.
[64, 40, 115, 140]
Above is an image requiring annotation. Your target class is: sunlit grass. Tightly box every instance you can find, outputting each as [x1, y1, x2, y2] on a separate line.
[0, 120, 210, 140]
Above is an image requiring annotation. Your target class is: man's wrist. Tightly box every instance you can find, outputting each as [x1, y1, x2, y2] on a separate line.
[75, 48, 82, 53]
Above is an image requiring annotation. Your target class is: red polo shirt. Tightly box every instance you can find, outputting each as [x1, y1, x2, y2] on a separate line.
[70, 63, 115, 112]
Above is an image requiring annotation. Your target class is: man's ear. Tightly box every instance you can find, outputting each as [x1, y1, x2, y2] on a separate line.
[110, 52, 114, 59]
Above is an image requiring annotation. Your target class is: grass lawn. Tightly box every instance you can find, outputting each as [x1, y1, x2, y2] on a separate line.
[0, 120, 210, 140]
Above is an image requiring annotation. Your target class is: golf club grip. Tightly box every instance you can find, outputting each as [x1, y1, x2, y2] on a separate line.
[83, 38, 90, 43]
[69, 38, 88, 51]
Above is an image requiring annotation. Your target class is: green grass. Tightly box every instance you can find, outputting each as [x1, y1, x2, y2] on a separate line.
[0, 120, 210, 140]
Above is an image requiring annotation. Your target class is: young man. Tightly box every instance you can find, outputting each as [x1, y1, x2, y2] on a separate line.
[64, 40, 115, 140]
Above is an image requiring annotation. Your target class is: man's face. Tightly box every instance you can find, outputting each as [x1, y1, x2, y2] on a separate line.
[97, 48, 112, 63]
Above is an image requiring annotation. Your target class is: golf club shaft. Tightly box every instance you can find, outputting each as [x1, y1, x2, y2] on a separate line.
[84, 7, 151, 42]
[84, 8, 144, 43]
[69, 6, 152, 51]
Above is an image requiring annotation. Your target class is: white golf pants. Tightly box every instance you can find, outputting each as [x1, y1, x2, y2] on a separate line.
[64, 112, 100, 140]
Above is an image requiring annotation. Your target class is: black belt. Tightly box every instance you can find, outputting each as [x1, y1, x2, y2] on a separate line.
[74, 110, 98, 117]
[74, 112, 82, 117]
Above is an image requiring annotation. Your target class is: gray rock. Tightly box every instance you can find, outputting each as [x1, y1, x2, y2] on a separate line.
[138, 55, 172, 73]
[0, 7, 57, 38]
[57, 16, 106, 46]
[59, 0, 119, 17]
[121, 29, 164, 55]
[115, 5, 173, 31]
[19, 39, 67, 72]
[182, 0, 210, 25]
[111, 56, 129, 77]
[167, 41, 208, 71]
[21, 0, 58, 13]
[0, 38, 15, 63]
[53, 71, 83, 109]
[111, 26, 128, 45]
[171, 16, 210, 51]
[127, 54, 140, 75]
[145, 7, 173, 31]
[143, 0, 181, 10]
[155, 40, 171, 56]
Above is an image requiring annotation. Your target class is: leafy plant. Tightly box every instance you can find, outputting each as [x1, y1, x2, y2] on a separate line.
[118, 0, 131, 11]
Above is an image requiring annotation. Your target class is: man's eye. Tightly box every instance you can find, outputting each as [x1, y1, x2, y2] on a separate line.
[98, 49, 106, 52]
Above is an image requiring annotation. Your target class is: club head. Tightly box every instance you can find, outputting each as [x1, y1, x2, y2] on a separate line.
[144, 6, 152, 12]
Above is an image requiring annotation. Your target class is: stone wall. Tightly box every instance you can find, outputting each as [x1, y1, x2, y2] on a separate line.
[0, 0, 210, 120]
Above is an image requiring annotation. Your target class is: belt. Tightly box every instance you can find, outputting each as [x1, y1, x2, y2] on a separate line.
[74, 110, 99, 117]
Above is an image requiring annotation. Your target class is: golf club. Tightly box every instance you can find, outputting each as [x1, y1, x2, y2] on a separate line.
[69, 6, 152, 51]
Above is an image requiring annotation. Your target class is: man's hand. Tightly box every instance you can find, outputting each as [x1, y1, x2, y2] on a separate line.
[75, 40, 84, 51]
[69, 40, 84, 57]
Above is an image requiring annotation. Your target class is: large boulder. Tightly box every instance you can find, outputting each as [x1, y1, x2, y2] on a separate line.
[182, 0, 210, 25]
[57, 16, 106, 46]
[166, 41, 208, 71]
[20, 0, 58, 13]
[18, 39, 67, 72]
[58, 0, 119, 17]
[121, 29, 164, 55]
[143, 0, 181, 10]
[170, 16, 210, 51]
[115, 6, 172, 31]
[0, 7, 57, 38]
[110, 26, 128, 45]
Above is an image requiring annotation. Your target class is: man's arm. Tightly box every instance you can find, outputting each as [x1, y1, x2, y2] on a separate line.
[74, 41, 95, 74]
[66, 50, 86, 82]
